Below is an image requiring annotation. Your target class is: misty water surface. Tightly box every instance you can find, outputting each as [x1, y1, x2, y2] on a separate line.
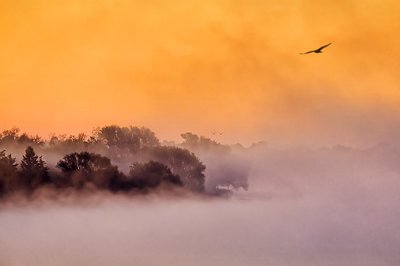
[1, 146, 400, 266]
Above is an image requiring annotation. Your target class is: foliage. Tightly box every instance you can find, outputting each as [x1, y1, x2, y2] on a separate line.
[0, 125, 217, 198]
[96, 125, 160, 155]
[0, 150, 18, 195]
[20, 146, 50, 191]
[57, 152, 122, 189]
[150, 146, 206, 191]
[129, 161, 182, 188]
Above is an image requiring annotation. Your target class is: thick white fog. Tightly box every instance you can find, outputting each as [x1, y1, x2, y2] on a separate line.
[1, 145, 400, 266]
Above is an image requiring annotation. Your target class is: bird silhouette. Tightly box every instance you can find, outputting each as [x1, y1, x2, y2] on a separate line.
[300, 43, 332, 55]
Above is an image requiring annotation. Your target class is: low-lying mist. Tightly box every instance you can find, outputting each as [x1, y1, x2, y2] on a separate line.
[1, 126, 400, 265]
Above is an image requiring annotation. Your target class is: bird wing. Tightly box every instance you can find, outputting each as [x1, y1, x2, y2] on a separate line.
[301, 43, 332, 54]
[300, 50, 315, 55]
[317, 43, 332, 51]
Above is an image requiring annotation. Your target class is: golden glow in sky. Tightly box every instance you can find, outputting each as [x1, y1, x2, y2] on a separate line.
[1, 0, 399, 146]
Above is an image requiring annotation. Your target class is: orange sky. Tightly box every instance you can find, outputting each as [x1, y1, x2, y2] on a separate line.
[1, 0, 400, 146]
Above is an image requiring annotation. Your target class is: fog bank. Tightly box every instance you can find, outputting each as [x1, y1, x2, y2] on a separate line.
[1, 144, 400, 266]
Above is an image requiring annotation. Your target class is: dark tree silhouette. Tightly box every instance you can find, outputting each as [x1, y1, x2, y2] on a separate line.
[108, 161, 182, 192]
[20, 146, 49, 191]
[96, 125, 160, 155]
[128, 161, 182, 189]
[57, 152, 122, 189]
[0, 150, 18, 196]
[150, 146, 205, 191]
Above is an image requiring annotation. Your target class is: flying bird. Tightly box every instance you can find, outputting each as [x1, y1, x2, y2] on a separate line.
[300, 43, 332, 55]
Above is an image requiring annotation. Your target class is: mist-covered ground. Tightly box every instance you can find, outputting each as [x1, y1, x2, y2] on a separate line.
[1, 141, 400, 266]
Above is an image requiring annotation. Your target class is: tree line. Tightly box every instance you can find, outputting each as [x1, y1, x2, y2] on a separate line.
[0, 125, 250, 198]
[0, 125, 207, 198]
[0, 146, 201, 197]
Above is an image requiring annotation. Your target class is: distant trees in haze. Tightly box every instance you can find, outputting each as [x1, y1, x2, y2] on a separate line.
[95, 125, 160, 155]
[149, 146, 205, 191]
[0, 125, 212, 199]
[179, 132, 249, 193]
[0, 125, 250, 199]
[0, 128, 44, 150]
[181, 132, 230, 154]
